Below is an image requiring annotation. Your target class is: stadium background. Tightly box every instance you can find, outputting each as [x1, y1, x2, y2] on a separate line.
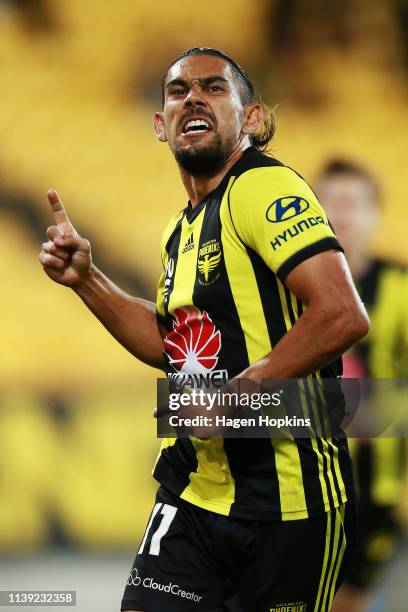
[0, 1, 407, 610]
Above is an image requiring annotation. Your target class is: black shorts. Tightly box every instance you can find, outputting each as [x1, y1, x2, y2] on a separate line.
[121, 486, 357, 612]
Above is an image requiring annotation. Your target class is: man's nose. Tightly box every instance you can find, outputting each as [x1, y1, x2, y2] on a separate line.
[184, 85, 206, 106]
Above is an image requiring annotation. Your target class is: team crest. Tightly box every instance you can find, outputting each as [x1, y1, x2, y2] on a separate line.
[197, 239, 222, 286]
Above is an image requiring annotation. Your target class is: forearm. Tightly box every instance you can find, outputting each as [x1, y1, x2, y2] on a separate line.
[74, 266, 164, 369]
[239, 303, 368, 382]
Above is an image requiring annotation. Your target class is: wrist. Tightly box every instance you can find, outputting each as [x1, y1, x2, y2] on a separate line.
[72, 264, 97, 295]
[236, 365, 264, 385]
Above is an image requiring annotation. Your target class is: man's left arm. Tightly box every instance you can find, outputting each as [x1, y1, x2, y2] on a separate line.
[238, 248, 370, 382]
[228, 165, 370, 382]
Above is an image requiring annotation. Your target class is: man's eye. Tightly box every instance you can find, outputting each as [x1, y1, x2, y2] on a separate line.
[208, 85, 223, 92]
[172, 89, 186, 96]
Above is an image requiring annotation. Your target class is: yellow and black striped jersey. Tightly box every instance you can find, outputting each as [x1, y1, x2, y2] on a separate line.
[154, 146, 354, 521]
[344, 260, 408, 509]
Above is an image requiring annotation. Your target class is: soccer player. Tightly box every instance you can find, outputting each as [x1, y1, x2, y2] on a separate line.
[38, 48, 370, 611]
[316, 160, 408, 612]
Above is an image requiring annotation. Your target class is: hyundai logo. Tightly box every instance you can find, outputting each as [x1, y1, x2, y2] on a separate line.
[266, 196, 310, 223]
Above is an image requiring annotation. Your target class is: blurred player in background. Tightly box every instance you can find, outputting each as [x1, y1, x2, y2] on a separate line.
[317, 159, 408, 612]
[38, 49, 370, 611]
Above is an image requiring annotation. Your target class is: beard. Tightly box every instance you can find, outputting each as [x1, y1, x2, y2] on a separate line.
[174, 134, 235, 177]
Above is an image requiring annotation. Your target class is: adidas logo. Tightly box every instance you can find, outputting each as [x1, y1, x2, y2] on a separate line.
[181, 233, 195, 254]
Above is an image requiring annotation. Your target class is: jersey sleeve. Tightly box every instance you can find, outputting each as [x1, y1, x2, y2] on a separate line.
[156, 210, 183, 326]
[156, 265, 166, 325]
[228, 165, 343, 281]
[156, 230, 171, 326]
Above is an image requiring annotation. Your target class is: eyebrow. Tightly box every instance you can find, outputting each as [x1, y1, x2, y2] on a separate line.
[166, 75, 229, 89]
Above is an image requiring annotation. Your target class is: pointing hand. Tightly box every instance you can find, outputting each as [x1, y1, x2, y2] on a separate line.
[38, 189, 93, 288]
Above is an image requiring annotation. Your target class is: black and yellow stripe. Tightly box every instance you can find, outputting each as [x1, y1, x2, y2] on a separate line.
[314, 504, 347, 611]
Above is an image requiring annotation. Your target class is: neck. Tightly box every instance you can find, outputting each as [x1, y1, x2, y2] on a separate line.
[179, 137, 252, 207]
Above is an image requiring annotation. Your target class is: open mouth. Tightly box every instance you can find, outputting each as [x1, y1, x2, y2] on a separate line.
[181, 118, 212, 135]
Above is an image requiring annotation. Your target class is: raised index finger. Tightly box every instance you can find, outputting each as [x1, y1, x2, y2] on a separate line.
[47, 189, 75, 235]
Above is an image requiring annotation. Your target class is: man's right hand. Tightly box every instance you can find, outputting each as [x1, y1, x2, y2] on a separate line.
[38, 189, 164, 369]
[38, 189, 93, 288]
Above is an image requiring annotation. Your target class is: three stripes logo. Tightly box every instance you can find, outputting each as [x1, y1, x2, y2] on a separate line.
[182, 232, 195, 254]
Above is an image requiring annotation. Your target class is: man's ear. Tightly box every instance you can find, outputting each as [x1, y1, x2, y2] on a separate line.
[241, 103, 263, 137]
[154, 112, 167, 142]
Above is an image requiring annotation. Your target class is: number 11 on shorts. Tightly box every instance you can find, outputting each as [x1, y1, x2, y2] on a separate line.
[138, 503, 177, 556]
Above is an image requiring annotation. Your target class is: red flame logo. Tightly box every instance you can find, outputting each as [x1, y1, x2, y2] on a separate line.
[164, 306, 221, 373]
